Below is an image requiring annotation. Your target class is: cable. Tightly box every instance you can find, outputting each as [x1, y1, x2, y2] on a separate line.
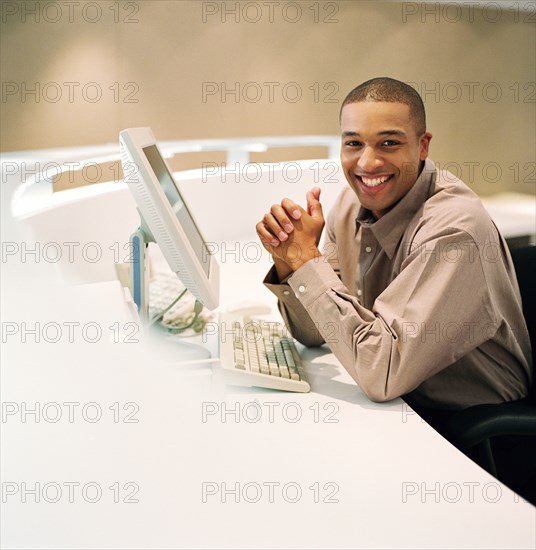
[162, 299, 204, 333]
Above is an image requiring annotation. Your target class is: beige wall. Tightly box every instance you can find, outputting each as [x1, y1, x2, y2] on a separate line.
[1, 0, 535, 195]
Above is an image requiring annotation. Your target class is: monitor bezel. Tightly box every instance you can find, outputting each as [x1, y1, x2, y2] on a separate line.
[119, 127, 219, 310]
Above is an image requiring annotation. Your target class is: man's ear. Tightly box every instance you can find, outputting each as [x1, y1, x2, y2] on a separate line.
[419, 132, 433, 160]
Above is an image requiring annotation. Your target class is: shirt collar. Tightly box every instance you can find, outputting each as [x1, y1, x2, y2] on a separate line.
[356, 158, 437, 259]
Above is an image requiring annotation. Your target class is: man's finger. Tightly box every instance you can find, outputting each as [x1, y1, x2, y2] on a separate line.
[256, 221, 280, 248]
[281, 197, 302, 220]
[269, 204, 295, 239]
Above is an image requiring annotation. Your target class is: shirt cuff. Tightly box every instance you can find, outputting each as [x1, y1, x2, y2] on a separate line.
[263, 266, 299, 304]
[288, 258, 341, 309]
[263, 265, 292, 285]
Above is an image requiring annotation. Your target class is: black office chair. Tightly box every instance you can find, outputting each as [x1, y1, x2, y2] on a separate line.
[445, 245, 536, 504]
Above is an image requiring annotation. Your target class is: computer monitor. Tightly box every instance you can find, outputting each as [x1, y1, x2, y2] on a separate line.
[119, 127, 219, 314]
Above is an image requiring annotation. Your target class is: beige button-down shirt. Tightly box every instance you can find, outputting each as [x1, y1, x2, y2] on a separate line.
[264, 158, 532, 409]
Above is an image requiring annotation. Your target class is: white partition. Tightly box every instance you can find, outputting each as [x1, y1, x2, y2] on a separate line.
[174, 159, 346, 243]
[11, 159, 346, 285]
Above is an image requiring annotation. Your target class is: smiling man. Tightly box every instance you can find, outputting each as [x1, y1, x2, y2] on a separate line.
[256, 77, 531, 413]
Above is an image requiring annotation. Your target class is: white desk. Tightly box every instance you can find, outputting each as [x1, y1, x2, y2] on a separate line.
[1, 153, 535, 549]
[2, 240, 535, 550]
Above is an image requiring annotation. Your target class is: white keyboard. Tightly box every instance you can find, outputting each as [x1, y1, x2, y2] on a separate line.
[149, 274, 186, 323]
[219, 313, 310, 393]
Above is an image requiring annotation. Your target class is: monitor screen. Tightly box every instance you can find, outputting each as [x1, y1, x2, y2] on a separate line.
[142, 144, 210, 277]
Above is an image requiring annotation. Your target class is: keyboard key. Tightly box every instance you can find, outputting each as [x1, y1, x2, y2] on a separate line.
[284, 350, 296, 367]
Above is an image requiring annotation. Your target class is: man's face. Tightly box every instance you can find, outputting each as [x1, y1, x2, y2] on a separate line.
[340, 101, 432, 219]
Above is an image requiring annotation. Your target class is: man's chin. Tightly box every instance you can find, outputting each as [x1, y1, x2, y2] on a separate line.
[351, 185, 385, 207]
[356, 191, 395, 216]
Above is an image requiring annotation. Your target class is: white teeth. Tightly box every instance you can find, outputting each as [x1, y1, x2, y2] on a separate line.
[360, 175, 390, 187]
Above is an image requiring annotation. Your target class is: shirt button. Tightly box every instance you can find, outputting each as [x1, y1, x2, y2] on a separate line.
[365, 246, 372, 253]
[357, 289, 362, 297]
[283, 290, 290, 296]
[298, 285, 306, 293]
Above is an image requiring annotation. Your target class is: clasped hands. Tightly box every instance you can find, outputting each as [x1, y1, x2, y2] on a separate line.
[255, 187, 325, 280]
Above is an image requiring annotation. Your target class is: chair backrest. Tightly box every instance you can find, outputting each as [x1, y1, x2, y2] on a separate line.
[509, 245, 536, 402]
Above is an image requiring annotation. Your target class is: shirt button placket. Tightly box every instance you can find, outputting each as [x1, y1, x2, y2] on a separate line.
[360, 229, 376, 306]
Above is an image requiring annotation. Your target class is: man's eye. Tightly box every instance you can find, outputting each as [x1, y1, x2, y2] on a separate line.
[345, 141, 362, 147]
[382, 140, 400, 147]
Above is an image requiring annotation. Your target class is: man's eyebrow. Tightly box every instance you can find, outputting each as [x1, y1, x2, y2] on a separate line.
[378, 130, 406, 137]
[341, 130, 407, 137]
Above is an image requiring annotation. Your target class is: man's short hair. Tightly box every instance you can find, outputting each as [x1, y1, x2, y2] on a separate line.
[341, 77, 426, 136]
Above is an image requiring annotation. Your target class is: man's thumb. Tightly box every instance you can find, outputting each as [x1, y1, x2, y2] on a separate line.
[306, 187, 322, 217]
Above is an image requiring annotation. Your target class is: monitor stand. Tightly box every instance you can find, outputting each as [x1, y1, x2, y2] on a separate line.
[129, 211, 153, 324]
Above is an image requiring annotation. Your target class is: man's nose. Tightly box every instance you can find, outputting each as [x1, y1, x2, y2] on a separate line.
[357, 146, 382, 172]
